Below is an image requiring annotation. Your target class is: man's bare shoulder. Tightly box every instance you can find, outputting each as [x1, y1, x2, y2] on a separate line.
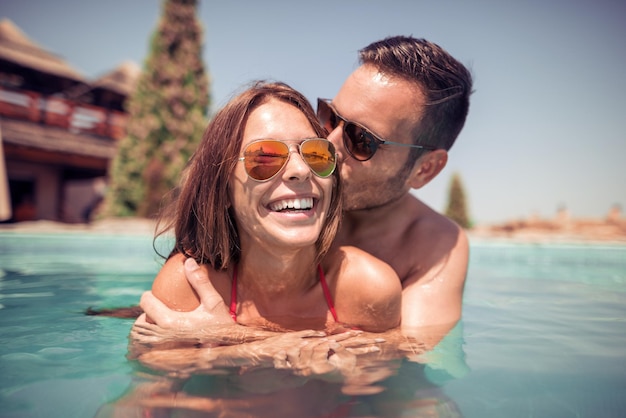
[409, 197, 465, 241]
[401, 196, 469, 286]
[398, 197, 468, 330]
[340, 245, 398, 275]
[328, 245, 402, 332]
[325, 246, 401, 305]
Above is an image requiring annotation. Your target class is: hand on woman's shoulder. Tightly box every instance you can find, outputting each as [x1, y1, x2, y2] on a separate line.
[330, 245, 402, 332]
[151, 253, 201, 312]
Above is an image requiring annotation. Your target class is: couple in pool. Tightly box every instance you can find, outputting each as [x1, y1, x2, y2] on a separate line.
[133, 35, 473, 367]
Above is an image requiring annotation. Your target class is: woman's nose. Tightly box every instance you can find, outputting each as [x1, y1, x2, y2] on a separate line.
[282, 147, 311, 181]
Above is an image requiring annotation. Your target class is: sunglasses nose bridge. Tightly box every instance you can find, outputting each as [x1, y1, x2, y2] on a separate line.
[287, 143, 300, 154]
[280, 144, 312, 180]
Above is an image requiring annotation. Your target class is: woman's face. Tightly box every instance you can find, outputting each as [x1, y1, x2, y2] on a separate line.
[229, 99, 334, 253]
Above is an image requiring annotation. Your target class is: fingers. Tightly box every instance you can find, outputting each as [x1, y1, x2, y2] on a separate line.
[326, 343, 357, 373]
[282, 340, 318, 375]
[319, 330, 387, 358]
[131, 315, 159, 337]
[337, 332, 384, 356]
[138, 347, 202, 373]
[184, 257, 208, 286]
[283, 338, 346, 376]
[134, 312, 148, 325]
[327, 330, 363, 342]
[309, 341, 340, 374]
[284, 329, 326, 339]
[266, 330, 385, 376]
[344, 346, 381, 355]
[184, 258, 230, 314]
[272, 350, 290, 369]
[139, 291, 174, 328]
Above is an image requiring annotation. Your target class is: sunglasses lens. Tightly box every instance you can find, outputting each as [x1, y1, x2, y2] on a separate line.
[318, 99, 376, 161]
[344, 124, 376, 161]
[317, 100, 338, 133]
[301, 139, 336, 177]
[243, 140, 289, 181]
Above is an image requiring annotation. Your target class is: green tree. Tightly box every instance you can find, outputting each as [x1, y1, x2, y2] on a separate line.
[444, 172, 471, 228]
[105, 0, 209, 217]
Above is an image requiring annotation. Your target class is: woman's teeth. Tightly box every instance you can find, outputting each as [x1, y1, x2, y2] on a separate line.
[270, 197, 314, 212]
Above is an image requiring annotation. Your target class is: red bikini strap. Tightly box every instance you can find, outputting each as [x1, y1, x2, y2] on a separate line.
[318, 264, 338, 322]
[230, 265, 237, 321]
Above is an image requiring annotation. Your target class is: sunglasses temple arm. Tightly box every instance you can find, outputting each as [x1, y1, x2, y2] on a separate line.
[382, 141, 432, 149]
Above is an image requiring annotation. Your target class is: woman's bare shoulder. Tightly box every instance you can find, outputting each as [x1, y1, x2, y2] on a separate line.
[151, 253, 200, 312]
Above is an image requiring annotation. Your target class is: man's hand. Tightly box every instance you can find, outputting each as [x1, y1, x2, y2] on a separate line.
[136, 330, 385, 376]
[136, 330, 325, 374]
[130, 257, 277, 357]
[141, 257, 233, 330]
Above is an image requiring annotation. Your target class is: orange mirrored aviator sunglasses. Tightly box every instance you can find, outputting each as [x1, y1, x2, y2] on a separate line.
[239, 138, 337, 181]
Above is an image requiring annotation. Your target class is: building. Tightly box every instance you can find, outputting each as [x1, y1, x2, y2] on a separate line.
[0, 19, 139, 223]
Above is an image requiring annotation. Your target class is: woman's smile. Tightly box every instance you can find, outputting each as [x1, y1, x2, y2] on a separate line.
[268, 197, 314, 212]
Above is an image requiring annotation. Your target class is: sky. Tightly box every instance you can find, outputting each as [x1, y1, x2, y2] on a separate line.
[3, 0, 625, 224]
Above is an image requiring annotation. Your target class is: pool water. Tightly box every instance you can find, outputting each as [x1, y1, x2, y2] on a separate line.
[1, 232, 625, 417]
[0, 233, 159, 417]
[450, 242, 626, 417]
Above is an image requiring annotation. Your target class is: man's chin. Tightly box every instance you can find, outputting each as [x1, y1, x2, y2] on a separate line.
[343, 201, 379, 212]
[341, 196, 368, 212]
[343, 192, 407, 213]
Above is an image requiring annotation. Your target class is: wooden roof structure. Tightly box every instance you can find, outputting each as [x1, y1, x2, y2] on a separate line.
[0, 18, 86, 85]
[0, 19, 139, 222]
[92, 61, 140, 97]
[65, 61, 141, 111]
[0, 19, 138, 172]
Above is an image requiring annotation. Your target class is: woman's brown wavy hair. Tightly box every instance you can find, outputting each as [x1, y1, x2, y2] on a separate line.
[155, 81, 342, 269]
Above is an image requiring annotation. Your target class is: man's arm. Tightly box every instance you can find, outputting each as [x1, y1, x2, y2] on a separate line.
[131, 257, 280, 353]
[400, 217, 469, 342]
[133, 257, 387, 362]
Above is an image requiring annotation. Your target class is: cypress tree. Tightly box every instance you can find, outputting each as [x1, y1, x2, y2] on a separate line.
[105, 0, 209, 217]
[444, 172, 471, 229]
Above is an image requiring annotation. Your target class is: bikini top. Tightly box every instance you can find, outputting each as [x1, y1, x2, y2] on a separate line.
[229, 264, 339, 323]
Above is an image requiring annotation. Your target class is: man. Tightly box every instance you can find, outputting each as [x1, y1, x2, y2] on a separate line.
[139, 35, 472, 343]
[323, 36, 472, 334]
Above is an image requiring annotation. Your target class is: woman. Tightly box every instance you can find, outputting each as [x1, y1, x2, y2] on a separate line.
[149, 81, 400, 333]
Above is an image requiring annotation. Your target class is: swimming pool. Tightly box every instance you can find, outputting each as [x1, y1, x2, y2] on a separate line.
[1, 231, 625, 417]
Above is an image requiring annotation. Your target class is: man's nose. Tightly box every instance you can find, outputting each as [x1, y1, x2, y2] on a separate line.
[326, 124, 346, 161]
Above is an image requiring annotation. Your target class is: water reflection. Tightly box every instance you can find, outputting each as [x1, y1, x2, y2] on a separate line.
[97, 323, 468, 417]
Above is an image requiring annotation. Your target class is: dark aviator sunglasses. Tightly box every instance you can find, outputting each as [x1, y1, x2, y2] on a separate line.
[317, 98, 436, 161]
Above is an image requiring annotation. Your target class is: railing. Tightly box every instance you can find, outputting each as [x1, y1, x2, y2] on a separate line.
[0, 86, 127, 140]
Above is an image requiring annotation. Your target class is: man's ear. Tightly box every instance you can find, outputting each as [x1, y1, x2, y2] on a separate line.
[409, 149, 448, 189]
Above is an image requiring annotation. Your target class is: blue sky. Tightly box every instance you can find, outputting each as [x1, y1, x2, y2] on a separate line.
[4, 0, 625, 223]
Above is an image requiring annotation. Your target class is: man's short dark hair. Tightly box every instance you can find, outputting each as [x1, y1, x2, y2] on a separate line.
[359, 36, 473, 153]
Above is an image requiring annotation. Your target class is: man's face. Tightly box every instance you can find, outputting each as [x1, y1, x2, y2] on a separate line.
[328, 64, 426, 211]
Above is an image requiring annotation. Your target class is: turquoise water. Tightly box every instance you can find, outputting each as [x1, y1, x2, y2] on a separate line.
[0, 233, 625, 417]
[0, 233, 160, 417]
